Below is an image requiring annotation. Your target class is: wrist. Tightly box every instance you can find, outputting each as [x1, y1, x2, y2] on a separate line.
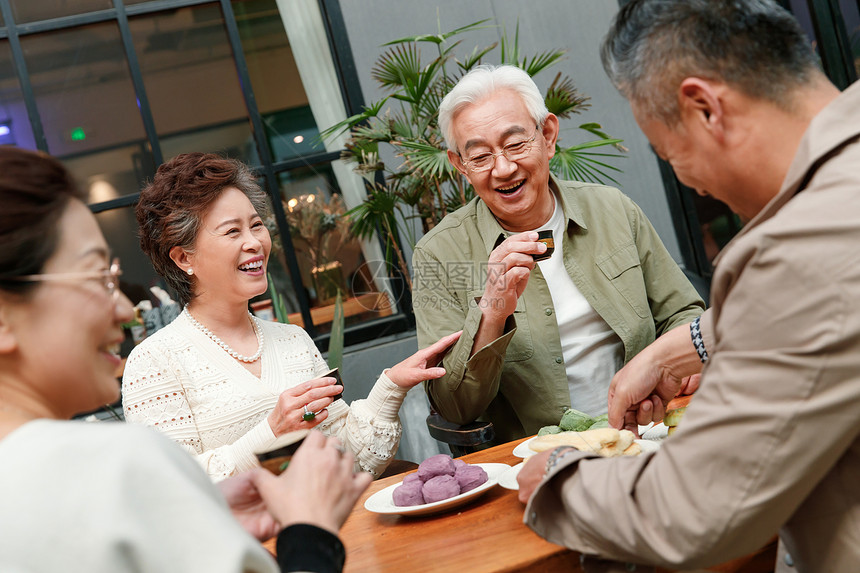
[653, 322, 704, 378]
[545, 446, 575, 476]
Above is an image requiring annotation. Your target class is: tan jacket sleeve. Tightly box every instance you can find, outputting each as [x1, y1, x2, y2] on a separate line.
[524, 241, 858, 570]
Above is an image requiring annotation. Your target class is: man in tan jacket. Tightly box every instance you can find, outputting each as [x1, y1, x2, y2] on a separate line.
[517, 1, 860, 571]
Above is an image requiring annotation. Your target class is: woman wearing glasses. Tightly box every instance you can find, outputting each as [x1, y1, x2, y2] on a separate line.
[0, 147, 370, 572]
[122, 152, 460, 482]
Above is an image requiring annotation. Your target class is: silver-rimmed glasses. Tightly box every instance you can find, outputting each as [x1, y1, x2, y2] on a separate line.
[3, 258, 123, 300]
[459, 126, 540, 173]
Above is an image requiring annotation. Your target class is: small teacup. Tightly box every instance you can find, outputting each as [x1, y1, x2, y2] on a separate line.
[255, 429, 309, 475]
[533, 230, 555, 261]
[324, 367, 344, 402]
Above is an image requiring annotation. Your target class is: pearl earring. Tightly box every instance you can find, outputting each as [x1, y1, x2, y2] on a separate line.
[187, 268, 194, 275]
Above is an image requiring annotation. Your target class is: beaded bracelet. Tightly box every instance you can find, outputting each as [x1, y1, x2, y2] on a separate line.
[545, 446, 576, 476]
[690, 316, 709, 363]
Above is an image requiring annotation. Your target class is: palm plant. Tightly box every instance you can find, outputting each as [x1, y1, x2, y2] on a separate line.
[321, 20, 625, 290]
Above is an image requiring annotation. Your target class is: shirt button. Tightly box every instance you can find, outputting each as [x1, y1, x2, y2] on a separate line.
[530, 512, 537, 523]
[545, 308, 553, 316]
[555, 357, 563, 364]
[784, 553, 794, 567]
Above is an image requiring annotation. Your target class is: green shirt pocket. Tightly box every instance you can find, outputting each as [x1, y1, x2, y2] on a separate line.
[468, 289, 534, 362]
[597, 242, 650, 319]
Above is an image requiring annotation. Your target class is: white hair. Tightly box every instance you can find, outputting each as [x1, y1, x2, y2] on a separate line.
[438, 64, 548, 152]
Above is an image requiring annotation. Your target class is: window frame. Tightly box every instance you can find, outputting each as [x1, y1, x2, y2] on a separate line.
[0, 0, 413, 351]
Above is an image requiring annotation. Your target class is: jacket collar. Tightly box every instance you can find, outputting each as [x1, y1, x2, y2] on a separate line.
[714, 81, 860, 264]
[476, 173, 588, 256]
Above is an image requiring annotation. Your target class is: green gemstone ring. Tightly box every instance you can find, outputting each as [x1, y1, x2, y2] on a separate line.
[302, 405, 316, 422]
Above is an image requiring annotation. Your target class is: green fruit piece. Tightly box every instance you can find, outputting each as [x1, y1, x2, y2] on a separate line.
[559, 408, 594, 432]
[663, 407, 687, 427]
[588, 414, 610, 429]
[537, 425, 562, 436]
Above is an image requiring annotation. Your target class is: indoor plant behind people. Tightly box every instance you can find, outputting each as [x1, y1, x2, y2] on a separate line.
[321, 20, 626, 292]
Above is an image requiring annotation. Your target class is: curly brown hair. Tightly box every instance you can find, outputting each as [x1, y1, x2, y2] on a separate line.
[0, 148, 86, 297]
[136, 153, 270, 306]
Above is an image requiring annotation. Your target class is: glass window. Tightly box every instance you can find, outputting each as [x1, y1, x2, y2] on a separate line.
[128, 5, 256, 164]
[9, 1, 113, 24]
[232, 0, 320, 162]
[839, 0, 860, 76]
[0, 40, 36, 149]
[275, 164, 393, 333]
[20, 22, 154, 198]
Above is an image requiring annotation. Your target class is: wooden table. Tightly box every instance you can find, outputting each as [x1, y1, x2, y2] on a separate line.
[339, 437, 581, 573]
[266, 436, 776, 572]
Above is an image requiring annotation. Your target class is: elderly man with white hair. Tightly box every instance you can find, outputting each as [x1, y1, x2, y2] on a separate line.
[412, 64, 704, 444]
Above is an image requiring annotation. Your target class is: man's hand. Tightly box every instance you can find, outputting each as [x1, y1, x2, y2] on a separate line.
[607, 323, 703, 432]
[470, 232, 544, 355]
[218, 469, 281, 541]
[483, 232, 544, 320]
[516, 449, 554, 504]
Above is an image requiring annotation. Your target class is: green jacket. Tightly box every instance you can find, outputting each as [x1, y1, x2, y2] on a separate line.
[413, 176, 705, 443]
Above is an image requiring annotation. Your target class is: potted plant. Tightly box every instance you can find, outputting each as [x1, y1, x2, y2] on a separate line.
[282, 192, 356, 305]
[322, 20, 626, 291]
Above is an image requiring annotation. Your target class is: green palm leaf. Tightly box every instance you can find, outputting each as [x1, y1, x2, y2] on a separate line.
[345, 187, 399, 240]
[551, 140, 625, 185]
[457, 42, 498, 71]
[372, 44, 421, 90]
[521, 50, 566, 77]
[384, 19, 493, 46]
[545, 73, 591, 118]
[500, 22, 520, 66]
[395, 140, 455, 180]
[318, 98, 388, 141]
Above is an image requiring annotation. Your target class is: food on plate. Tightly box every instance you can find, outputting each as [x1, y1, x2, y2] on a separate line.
[391, 454, 490, 507]
[537, 425, 562, 436]
[454, 464, 489, 493]
[422, 475, 461, 503]
[538, 409, 612, 436]
[664, 406, 687, 436]
[417, 453, 456, 481]
[559, 408, 594, 432]
[588, 414, 610, 429]
[392, 480, 425, 506]
[529, 428, 640, 457]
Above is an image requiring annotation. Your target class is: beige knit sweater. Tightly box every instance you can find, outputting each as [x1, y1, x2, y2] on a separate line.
[122, 313, 407, 481]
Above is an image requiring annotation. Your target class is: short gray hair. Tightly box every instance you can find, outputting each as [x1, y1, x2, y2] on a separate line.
[439, 64, 548, 152]
[601, 0, 820, 124]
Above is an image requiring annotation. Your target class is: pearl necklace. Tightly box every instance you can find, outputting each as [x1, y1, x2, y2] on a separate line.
[183, 307, 264, 363]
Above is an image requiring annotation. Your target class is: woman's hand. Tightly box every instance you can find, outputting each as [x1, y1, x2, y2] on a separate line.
[386, 331, 462, 389]
[251, 431, 373, 535]
[218, 469, 281, 541]
[268, 376, 343, 436]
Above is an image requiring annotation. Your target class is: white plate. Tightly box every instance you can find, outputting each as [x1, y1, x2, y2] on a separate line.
[364, 463, 510, 516]
[512, 436, 662, 458]
[497, 462, 525, 490]
[512, 437, 540, 458]
[641, 422, 669, 441]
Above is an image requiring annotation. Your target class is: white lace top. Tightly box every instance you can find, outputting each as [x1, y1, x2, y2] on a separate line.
[122, 313, 407, 481]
